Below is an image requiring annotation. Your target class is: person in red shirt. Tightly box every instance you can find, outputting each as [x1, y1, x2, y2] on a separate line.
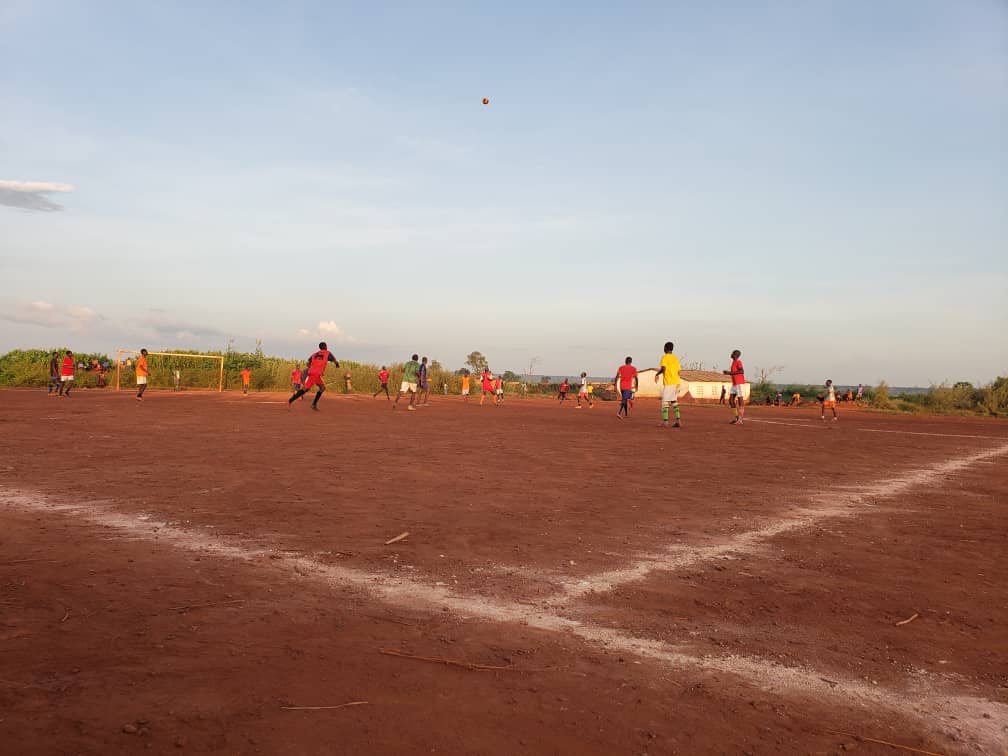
[240, 368, 252, 395]
[723, 349, 747, 425]
[287, 342, 339, 411]
[291, 367, 303, 393]
[557, 378, 570, 404]
[479, 368, 495, 406]
[59, 350, 75, 396]
[613, 357, 638, 419]
[374, 366, 390, 400]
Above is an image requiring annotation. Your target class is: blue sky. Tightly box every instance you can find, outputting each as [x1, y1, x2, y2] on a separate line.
[1, 1, 1005, 385]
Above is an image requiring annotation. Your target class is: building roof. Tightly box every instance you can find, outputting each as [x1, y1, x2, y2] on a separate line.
[637, 368, 739, 383]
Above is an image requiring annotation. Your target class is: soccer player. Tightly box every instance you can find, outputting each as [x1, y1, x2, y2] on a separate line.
[723, 349, 746, 424]
[173, 368, 181, 391]
[136, 348, 150, 401]
[557, 378, 570, 404]
[374, 366, 390, 400]
[614, 357, 638, 419]
[856, 383, 864, 404]
[288, 342, 339, 411]
[822, 379, 839, 422]
[654, 342, 682, 427]
[48, 351, 60, 395]
[394, 354, 421, 410]
[59, 350, 75, 396]
[479, 367, 494, 405]
[461, 372, 471, 402]
[291, 366, 303, 394]
[240, 367, 251, 395]
[495, 375, 504, 404]
[417, 357, 430, 406]
[576, 372, 592, 408]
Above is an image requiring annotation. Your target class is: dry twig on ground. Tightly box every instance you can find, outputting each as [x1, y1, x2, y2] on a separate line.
[825, 729, 944, 755]
[281, 701, 368, 711]
[384, 532, 410, 545]
[379, 648, 516, 671]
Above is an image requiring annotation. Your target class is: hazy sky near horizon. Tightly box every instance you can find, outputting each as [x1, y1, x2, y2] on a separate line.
[1, 1, 1005, 385]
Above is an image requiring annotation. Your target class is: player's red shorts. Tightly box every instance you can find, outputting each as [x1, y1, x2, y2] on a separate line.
[303, 374, 326, 390]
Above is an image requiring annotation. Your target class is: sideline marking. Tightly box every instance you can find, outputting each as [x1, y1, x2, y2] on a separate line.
[3, 445, 1008, 754]
[857, 428, 1008, 441]
[548, 442, 1008, 601]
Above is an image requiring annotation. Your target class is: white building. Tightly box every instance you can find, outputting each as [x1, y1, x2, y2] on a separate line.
[633, 369, 750, 401]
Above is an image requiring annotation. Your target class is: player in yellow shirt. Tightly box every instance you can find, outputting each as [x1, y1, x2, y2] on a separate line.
[461, 373, 471, 402]
[654, 341, 682, 428]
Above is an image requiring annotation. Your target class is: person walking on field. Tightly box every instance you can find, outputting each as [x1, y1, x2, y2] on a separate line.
[461, 372, 471, 402]
[479, 367, 495, 406]
[288, 342, 339, 411]
[291, 366, 303, 396]
[856, 383, 864, 404]
[614, 357, 638, 419]
[48, 351, 61, 395]
[723, 349, 747, 425]
[394, 354, 421, 411]
[374, 366, 390, 400]
[655, 342, 682, 428]
[576, 372, 593, 409]
[173, 368, 181, 391]
[417, 357, 430, 406]
[58, 350, 75, 396]
[822, 379, 839, 423]
[719, 385, 727, 405]
[495, 375, 504, 404]
[240, 368, 251, 395]
[557, 378, 570, 404]
[136, 349, 150, 401]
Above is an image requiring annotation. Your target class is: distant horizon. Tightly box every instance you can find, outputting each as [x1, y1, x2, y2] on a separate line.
[0, 339, 986, 391]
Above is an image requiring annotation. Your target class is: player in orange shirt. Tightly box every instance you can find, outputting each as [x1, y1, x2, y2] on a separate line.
[136, 349, 150, 401]
[461, 373, 471, 402]
[240, 368, 252, 395]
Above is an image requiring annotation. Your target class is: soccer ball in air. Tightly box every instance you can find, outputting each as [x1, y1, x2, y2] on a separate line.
[482, 98, 489, 105]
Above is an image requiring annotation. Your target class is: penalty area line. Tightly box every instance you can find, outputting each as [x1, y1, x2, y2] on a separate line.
[0, 486, 1005, 753]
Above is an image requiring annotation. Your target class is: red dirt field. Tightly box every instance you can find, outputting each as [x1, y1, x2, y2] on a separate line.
[1, 387, 1006, 755]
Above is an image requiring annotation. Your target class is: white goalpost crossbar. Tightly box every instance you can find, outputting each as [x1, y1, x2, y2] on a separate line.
[114, 349, 225, 392]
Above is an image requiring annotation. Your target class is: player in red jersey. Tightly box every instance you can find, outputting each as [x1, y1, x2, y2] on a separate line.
[723, 349, 747, 424]
[374, 366, 391, 400]
[59, 350, 75, 396]
[288, 342, 339, 411]
[613, 357, 638, 419]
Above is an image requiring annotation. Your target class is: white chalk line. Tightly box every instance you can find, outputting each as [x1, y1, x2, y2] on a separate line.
[857, 428, 1008, 441]
[1, 485, 1006, 753]
[548, 442, 1008, 604]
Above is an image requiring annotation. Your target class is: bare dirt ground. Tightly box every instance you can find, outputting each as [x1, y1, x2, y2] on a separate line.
[1, 388, 1006, 755]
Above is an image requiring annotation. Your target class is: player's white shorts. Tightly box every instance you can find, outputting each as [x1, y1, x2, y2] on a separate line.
[400, 381, 417, 393]
[461, 388, 469, 395]
[730, 384, 744, 397]
[496, 389, 503, 395]
[137, 376, 148, 385]
[61, 375, 74, 382]
[661, 384, 679, 402]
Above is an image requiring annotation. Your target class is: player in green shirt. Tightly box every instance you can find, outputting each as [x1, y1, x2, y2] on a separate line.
[394, 353, 421, 411]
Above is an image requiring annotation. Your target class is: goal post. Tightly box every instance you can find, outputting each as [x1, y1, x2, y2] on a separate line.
[115, 350, 225, 392]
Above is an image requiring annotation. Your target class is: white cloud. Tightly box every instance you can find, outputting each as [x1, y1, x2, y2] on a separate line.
[1, 300, 102, 331]
[0, 179, 75, 211]
[298, 321, 355, 343]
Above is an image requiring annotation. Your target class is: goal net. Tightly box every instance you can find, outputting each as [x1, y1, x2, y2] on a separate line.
[115, 349, 225, 392]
